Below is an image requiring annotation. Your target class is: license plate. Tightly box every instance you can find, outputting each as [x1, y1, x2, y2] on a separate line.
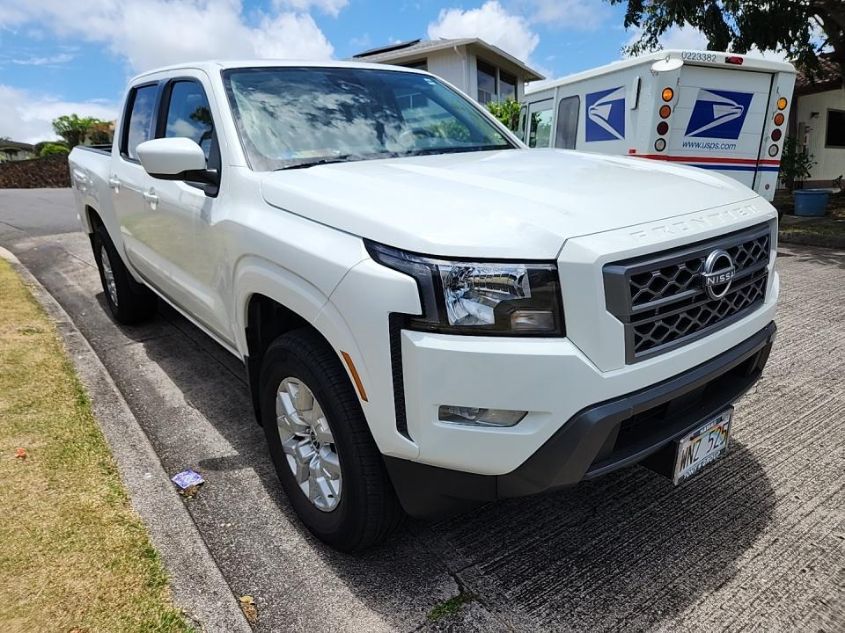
[673, 409, 732, 484]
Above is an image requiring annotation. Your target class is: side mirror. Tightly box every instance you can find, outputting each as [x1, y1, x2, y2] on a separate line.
[136, 137, 217, 186]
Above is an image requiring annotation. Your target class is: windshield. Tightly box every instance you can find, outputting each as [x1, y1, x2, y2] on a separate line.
[222, 67, 514, 171]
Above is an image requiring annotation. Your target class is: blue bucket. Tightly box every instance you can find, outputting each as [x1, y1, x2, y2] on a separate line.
[793, 189, 830, 217]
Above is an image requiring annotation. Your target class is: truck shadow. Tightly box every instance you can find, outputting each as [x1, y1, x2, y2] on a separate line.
[108, 296, 776, 632]
[779, 244, 845, 270]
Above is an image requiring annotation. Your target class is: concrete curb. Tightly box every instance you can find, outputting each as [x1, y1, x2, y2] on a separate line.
[0, 246, 252, 633]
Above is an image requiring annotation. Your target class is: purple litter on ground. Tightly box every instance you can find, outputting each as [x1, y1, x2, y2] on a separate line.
[171, 469, 205, 490]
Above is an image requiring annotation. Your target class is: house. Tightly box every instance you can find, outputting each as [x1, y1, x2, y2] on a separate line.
[789, 55, 844, 187]
[353, 38, 544, 104]
[0, 140, 35, 163]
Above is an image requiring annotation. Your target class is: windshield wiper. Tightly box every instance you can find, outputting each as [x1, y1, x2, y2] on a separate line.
[401, 144, 513, 157]
[275, 155, 358, 171]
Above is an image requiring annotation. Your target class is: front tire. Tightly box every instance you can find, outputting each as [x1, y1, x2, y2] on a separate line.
[92, 224, 157, 324]
[259, 329, 403, 551]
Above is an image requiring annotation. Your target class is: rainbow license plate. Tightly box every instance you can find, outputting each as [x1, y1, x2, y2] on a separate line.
[673, 408, 732, 485]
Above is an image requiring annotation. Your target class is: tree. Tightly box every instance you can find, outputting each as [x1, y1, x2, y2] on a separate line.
[38, 143, 70, 157]
[51, 114, 112, 149]
[87, 120, 114, 145]
[608, 0, 844, 83]
[486, 98, 522, 132]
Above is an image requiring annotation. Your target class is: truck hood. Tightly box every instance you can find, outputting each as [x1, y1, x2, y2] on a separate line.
[260, 148, 759, 259]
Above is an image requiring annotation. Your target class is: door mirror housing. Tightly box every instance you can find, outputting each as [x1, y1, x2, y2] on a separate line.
[136, 137, 218, 187]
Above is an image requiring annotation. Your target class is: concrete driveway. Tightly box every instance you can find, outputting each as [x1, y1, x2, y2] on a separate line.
[1, 188, 842, 632]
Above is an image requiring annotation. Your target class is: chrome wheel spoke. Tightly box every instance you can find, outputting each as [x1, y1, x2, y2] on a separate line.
[275, 377, 342, 512]
[312, 412, 334, 445]
[291, 381, 314, 412]
[100, 246, 118, 307]
[318, 448, 341, 479]
[276, 391, 310, 436]
[292, 441, 316, 484]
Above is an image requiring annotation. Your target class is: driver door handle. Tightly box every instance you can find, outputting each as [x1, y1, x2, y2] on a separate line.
[108, 176, 121, 191]
[143, 190, 159, 208]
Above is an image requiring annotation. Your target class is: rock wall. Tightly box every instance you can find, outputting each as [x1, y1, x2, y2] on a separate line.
[0, 155, 71, 188]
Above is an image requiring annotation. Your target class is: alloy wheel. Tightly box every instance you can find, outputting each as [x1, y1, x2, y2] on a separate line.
[276, 377, 342, 512]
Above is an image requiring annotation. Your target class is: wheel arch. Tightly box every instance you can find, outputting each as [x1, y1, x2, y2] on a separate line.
[82, 204, 102, 236]
[236, 260, 368, 423]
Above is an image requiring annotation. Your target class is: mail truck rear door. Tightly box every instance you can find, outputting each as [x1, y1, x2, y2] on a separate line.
[669, 65, 773, 189]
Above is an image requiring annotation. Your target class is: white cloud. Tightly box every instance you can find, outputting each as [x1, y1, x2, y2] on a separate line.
[623, 23, 708, 56]
[12, 52, 75, 66]
[274, 0, 348, 18]
[744, 46, 789, 63]
[657, 25, 709, 51]
[427, 1, 539, 63]
[0, 0, 335, 72]
[624, 23, 790, 63]
[349, 33, 372, 51]
[0, 84, 119, 143]
[525, 0, 607, 30]
[0, 1, 337, 142]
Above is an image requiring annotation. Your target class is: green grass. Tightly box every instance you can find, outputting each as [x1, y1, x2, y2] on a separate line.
[775, 191, 845, 249]
[0, 259, 193, 632]
[426, 592, 475, 622]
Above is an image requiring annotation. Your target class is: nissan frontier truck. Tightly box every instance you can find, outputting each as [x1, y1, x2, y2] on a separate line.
[69, 61, 778, 551]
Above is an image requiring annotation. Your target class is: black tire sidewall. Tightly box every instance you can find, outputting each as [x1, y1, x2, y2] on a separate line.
[259, 338, 363, 542]
[92, 224, 156, 324]
[92, 226, 121, 317]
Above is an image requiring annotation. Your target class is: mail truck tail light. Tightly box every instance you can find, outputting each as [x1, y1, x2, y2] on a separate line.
[661, 87, 674, 102]
[774, 112, 785, 126]
[777, 97, 788, 110]
[771, 128, 783, 141]
[656, 121, 669, 135]
[725, 55, 744, 65]
[659, 105, 671, 119]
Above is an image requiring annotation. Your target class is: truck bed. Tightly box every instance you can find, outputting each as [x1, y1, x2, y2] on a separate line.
[76, 144, 112, 155]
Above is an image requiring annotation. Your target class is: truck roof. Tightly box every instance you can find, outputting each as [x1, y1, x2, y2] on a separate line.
[129, 59, 424, 83]
[526, 49, 795, 96]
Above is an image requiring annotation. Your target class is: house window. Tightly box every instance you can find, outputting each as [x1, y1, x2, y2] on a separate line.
[555, 96, 579, 149]
[477, 60, 519, 104]
[499, 70, 516, 101]
[826, 109, 845, 148]
[477, 60, 497, 104]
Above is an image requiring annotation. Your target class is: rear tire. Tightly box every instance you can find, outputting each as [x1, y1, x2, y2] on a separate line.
[92, 224, 157, 324]
[259, 329, 403, 551]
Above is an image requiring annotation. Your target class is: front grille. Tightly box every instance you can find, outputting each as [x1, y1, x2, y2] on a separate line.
[604, 222, 772, 363]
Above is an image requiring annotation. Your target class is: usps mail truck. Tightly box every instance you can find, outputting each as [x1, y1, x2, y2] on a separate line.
[520, 50, 795, 200]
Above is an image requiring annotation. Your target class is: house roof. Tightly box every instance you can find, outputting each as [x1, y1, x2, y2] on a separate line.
[0, 140, 34, 152]
[794, 54, 842, 95]
[353, 38, 545, 81]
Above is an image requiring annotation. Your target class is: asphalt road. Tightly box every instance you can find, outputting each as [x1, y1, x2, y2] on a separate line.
[1, 188, 842, 632]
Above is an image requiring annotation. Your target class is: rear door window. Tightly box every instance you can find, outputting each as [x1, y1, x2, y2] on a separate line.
[555, 96, 579, 149]
[122, 84, 158, 160]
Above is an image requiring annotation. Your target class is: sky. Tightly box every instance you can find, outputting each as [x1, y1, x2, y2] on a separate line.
[0, 0, 771, 143]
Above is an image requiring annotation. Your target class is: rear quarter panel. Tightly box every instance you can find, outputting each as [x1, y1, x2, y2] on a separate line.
[69, 147, 114, 234]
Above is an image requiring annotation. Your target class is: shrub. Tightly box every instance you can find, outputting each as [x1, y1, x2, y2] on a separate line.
[486, 98, 521, 132]
[39, 143, 70, 157]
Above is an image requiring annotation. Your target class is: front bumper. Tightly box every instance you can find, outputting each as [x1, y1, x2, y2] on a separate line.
[385, 322, 776, 518]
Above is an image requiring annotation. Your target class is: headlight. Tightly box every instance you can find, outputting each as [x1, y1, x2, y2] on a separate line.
[366, 241, 564, 336]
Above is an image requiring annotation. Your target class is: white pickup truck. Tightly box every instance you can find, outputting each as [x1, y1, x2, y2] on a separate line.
[69, 60, 779, 551]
